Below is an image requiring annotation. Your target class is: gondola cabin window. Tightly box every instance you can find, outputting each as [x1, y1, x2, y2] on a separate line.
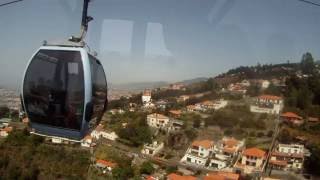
[89, 54, 108, 126]
[23, 50, 85, 130]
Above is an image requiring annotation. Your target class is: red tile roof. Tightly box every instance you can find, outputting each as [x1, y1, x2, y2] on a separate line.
[192, 140, 214, 149]
[148, 113, 169, 119]
[205, 172, 240, 180]
[1, 126, 13, 133]
[269, 160, 287, 167]
[96, 159, 117, 168]
[167, 173, 196, 180]
[243, 148, 266, 158]
[258, 95, 282, 100]
[169, 110, 182, 115]
[223, 138, 239, 148]
[272, 151, 304, 159]
[143, 90, 151, 96]
[223, 147, 237, 154]
[281, 112, 302, 120]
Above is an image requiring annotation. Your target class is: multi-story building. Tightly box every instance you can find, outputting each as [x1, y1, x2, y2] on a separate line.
[181, 140, 214, 167]
[234, 147, 266, 174]
[177, 95, 190, 102]
[142, 89, 152, 104]
[146, 113, 170, 129]
[209, 137, 244, 169]
[269, 144, 307, 171]
[250, 95, 283, 114]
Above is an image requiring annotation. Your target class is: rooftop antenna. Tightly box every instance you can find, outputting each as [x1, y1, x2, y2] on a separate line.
[69, 0, 93, 43]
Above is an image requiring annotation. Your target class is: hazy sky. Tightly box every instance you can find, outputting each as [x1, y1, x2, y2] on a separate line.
[1, 0, 320, 88]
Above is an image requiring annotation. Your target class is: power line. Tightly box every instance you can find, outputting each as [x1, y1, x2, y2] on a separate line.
[0, 0, 23, 7]
[298, 0, 320, 7]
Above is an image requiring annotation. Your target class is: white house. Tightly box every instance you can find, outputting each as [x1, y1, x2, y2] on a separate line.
[81, 135, 93, 147]
[181, 140, 214, 167]
[109, 109, 125, 115]
[0, 126, 12, 137]
[91, 124, 118, 141]
[212, 99, 228, 110]
[167, 119, 184, 132]
[250, 95, 283, 114]
[146, 113, 170, 129]
[260, 80, 270, 89]
[240, 80, 251, 87]
[91, 124, 104, 139]
[142, 89, 152, 104]
[235, 147, 266, 174]
[209, 158, 227, 169]
[101, 131, 118, 141]
[269, 144, 307, 171]
[209, 137, 244, 170]
[96, 159, 117, 172]
[141, 141, 164, 156]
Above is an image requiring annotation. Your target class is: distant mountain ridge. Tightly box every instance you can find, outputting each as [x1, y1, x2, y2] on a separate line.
[110, 77, 208, 91]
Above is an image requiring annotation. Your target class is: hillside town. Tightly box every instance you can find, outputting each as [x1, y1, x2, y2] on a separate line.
[1, 55, 320, 180]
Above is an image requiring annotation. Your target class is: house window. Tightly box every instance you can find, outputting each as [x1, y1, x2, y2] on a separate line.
[187, 157, 191, 162]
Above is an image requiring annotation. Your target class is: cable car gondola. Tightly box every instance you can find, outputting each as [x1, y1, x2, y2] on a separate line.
[21, 42, 107, 140]
[20, 0, 107, 140]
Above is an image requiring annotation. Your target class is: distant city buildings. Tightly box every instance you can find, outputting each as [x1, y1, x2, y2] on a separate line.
[168, 83, 186, 90]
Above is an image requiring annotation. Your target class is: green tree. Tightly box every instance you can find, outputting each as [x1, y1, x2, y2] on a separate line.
[139, 161, 155, 175]
[301, 52, 315, 74]
[193, 119, 201, 128]
[112, 166, 134, 179]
